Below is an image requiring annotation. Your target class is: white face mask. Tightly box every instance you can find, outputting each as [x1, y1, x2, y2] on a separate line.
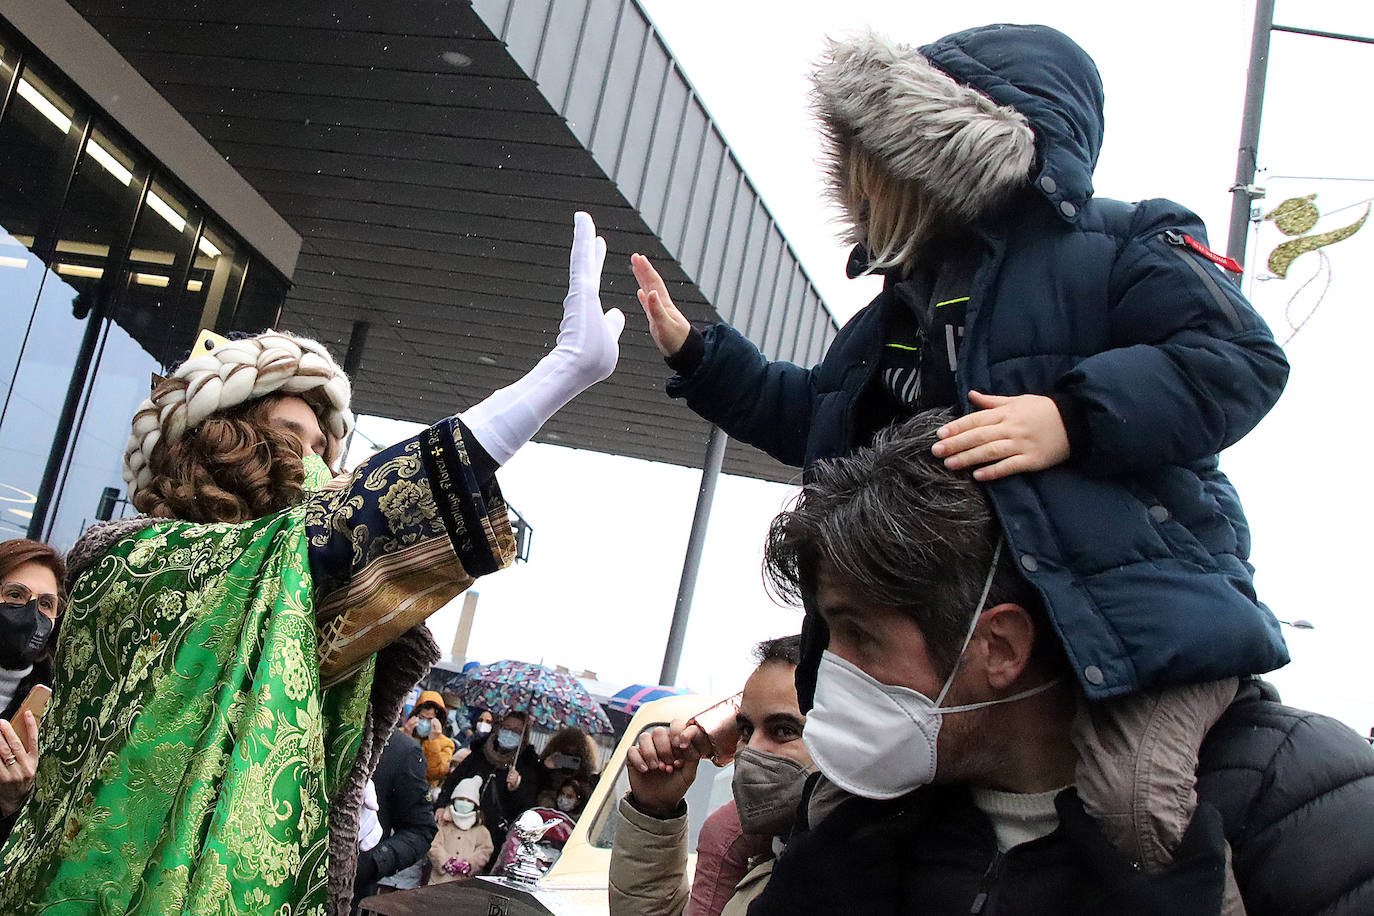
[450, 799, 477, 829]
[802, 542, 1060, 800]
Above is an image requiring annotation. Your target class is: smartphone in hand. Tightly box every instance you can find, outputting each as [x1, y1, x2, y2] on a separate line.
[9, 684, 50, 753]
[686, 692, 744, 766]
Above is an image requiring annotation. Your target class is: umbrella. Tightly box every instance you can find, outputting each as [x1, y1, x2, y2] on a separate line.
[459, 660, 614, 735]
[607, 683, 693, 715]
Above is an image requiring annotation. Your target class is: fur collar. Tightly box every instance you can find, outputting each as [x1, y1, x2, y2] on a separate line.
[811, 31, 1035, 226]
[65, 517, 163, 589]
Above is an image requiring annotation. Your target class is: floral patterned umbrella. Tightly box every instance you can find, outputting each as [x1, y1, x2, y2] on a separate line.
[458, 659, 614, 735]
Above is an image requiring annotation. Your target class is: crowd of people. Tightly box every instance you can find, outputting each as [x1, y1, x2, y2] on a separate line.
[352, 692, 604, 902]
[1, 18, 1372, 916]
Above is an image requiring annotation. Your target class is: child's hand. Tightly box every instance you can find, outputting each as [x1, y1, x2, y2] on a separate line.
[932, 391, 1070, 480]
[631, 253, 691, 357]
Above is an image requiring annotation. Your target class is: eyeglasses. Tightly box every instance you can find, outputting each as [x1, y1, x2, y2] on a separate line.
[1, 581, 62, 617]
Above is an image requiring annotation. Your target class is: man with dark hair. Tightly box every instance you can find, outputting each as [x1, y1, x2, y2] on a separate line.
[750, 412, 1374, 915]
[753, 634, 803, 668]
[609, 635, 809, 916]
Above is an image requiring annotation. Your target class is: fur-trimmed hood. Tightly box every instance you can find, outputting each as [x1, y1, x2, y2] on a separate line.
[813, 24, 1105, 225]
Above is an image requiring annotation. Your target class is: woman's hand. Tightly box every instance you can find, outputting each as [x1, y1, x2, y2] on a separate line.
[630, 253, 691, 358]
[0, 711, 39, 817]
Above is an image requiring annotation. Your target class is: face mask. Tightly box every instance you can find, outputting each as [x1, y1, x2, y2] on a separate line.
[0, 600, 54, 669]
[556, 794, 578, 813]
[803, 542, 1061, 800]
[302, 453, 332, 492]
[414, 719, 432, 739]
[731, 746, 812, 836]
[450, 799, 477, 829]
[475, 722, 492, 736]
[494, 728, 521, 751]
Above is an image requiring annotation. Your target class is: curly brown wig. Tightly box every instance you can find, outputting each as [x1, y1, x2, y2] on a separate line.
[131, 392, 310, 524]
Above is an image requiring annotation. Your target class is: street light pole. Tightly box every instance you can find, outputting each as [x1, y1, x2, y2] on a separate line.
[1225, 0, 1276, 268]
[659, 424, 728, 686]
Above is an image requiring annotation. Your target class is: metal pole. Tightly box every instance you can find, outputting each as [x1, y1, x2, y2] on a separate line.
[659, 424, 727, 686]
[1226, 0, 1276, 267]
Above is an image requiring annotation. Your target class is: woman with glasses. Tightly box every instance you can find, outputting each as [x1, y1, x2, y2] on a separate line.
[0, 538, 65, 846]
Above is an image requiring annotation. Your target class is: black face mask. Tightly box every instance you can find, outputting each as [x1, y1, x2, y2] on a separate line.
[0, 600, 54, 669]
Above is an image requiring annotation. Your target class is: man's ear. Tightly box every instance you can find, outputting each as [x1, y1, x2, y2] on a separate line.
[976, 603, 1037, 691]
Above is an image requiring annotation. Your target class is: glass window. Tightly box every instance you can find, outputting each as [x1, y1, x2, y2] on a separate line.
[40, 132, 151, 546]
[184, 222, 240, 329]
[0, 63, 87, 540]
[0, 25, 289, 540]
[0, 32, 18, 115]
[120, 179, 200, 370]
[225, 257, 287, 333]
[45, 320, 158, 545]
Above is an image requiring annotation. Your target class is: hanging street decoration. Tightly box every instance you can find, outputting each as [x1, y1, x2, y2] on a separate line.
[1265, 194, 1369, 279]
[1261, 194, 1370, 345]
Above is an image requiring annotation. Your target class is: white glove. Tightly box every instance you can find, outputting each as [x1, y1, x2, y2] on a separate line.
[460, 212, 625, 465]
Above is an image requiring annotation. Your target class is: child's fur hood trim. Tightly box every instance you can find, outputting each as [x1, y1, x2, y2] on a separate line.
[811, 31, 1036, 224]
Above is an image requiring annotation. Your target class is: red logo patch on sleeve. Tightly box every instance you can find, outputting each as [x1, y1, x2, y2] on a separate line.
[1181, 234, 1244, 275]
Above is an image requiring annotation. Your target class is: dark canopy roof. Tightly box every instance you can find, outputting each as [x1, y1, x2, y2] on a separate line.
[70, 0, 837, 482]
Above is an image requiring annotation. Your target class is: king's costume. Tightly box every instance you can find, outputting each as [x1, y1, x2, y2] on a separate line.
[0, 213, 622, 915]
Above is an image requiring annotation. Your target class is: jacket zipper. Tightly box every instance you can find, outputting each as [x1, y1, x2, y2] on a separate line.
[969, 851, 1003, 914]
[1160, 230, 1243, 332]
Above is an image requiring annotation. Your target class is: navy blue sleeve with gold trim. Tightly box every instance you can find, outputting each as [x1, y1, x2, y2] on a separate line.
[305, 416, 511, 602]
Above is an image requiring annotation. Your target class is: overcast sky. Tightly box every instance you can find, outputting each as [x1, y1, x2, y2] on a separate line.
[359, 1, 1374, 734]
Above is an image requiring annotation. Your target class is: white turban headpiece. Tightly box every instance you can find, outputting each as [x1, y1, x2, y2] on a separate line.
[121, 330, 354, 499]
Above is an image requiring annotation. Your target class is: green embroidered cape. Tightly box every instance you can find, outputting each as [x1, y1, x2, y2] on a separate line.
[0, 417, 512, 915]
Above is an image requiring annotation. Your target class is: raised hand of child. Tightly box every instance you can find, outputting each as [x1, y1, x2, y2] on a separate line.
[631, 253, 691, 358]
[932, 391, 1070, 481]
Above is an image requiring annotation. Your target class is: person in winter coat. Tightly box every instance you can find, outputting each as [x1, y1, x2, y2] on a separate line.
[442, 710, 543, 858]
[752, 412, 1374, 915]
[409, 690, 458, 788]
[536, 725, 599, 807]
[0, 539, 65, 848]
[609, 636, 812, 916]
[631, 24, 1288, 901]
[427, 775, 494, 883]
[353, 728, 438, 905]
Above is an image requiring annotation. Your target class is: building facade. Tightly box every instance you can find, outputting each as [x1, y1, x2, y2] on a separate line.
[1, 0, 838, 551]
[1, 19, 287, 545]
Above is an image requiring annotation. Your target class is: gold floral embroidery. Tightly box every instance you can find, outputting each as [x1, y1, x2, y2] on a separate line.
[0, 510, 370, 915]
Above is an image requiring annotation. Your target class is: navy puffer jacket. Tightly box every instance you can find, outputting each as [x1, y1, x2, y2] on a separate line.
[666, 24, 1290, 701]
[746, 680, 1374, 914]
